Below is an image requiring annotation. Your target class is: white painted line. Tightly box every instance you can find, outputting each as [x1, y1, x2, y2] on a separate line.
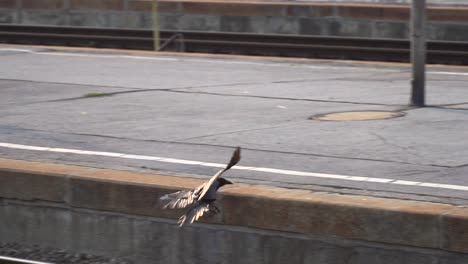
[47, 148, 125, 157]
[1, 142, 468, 193]
[46, 52, 116, 58]
[419, 183, 468, 191]
[159, 158, 202, 165]
[428, 71, 468, 76]
[392, 180, 422, 186]
[199, 162, 227, 168]
[0, 48, 402, 73]
[347, 176, 370, 181]
[63, 53, 394, 72]
[48, 147, 82, 153]
[120, 55, 178, 61]
[49, 52, 179, 61]
[0, 143, 50, 151]
[5, 47, 468, 76]
[234, 165, 256, 170]
[4, 47, 468, 74]
[121, 154, 162, 161]
[0, 255, 53, 264]
[365, 178, 394, 183]
[0, 48, 34, 53]
[86, 151, 126, 157]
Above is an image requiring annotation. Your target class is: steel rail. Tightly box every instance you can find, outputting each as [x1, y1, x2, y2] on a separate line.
[1, 25, 468, 65]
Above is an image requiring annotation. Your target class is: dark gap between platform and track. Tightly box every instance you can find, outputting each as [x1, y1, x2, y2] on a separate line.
[1, 25, 468, 65]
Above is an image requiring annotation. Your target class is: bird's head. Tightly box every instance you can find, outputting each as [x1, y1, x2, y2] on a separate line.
[218, 178, 233, 187]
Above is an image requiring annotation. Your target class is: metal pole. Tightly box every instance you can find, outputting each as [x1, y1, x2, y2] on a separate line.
[123, 0, 129, 28]
[410, 0, 427, 106]
[152, 0, 160, 51]
[16, 0, 23, 23]
[63, 0, 70, 26]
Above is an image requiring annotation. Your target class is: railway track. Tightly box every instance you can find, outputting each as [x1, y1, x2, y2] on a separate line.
[1, 24, 468, 65]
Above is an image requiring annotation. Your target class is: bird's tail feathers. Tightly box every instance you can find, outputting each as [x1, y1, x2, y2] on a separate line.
[225, 147, 241, 171]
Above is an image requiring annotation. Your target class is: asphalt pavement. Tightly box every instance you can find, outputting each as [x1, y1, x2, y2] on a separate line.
[1, 45, 468, 205]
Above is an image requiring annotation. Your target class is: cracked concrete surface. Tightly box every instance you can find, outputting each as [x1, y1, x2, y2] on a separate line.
[1, 46, 468, 204]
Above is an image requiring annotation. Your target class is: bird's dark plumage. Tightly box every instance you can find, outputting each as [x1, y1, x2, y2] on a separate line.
[159, 147, 241, 226]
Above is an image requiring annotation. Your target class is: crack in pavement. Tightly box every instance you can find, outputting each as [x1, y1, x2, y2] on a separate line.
[1, 77, 410, 107]
[164, 89, 400, 107]
[174, 122, 300, 142]
[265, 76, 376, 84]
[0, 79, 261, 105]
[0, 78, 143, 90]
[430, 106, 468, 111]
[432, 101, 468, 107]
[453, 163, 468, 168]
[42, 81, 266, 103]
[7, 78, 468, 109]
[394, 169, 441, 176]
[369, 131, 435, 164]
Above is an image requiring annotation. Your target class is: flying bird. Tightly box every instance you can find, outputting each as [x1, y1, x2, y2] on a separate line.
[159, 147, 241, 226]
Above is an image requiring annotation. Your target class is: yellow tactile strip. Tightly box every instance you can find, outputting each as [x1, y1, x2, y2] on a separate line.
[0, 158, 467, 253]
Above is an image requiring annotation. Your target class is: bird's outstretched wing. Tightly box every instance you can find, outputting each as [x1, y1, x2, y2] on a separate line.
[159, 183, 205, 209]
[177, 202, 212, 226]
[197, 147, 241, 201]
[158, 147, 241, 209]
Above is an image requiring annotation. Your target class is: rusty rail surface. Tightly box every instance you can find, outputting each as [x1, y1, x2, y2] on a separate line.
[1, 24, 468, 65]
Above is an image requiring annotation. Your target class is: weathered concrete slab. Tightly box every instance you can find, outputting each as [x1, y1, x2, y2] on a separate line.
[1, 45, 468, 206]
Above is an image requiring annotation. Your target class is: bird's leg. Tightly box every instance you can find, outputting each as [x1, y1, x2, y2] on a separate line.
[209, 203, 221, 214]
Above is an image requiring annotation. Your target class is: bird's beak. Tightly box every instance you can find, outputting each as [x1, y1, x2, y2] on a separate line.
[225, 180, 233, 185]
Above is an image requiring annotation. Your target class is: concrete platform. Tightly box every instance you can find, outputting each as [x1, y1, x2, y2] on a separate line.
[1, 158, 468, 263]
[1, 45, 468, 206]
